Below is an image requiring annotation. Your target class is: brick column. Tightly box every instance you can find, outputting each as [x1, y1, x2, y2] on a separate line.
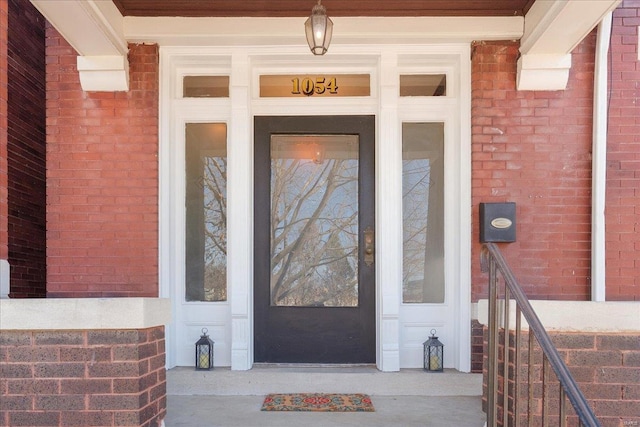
[0, 0, 9, 273]
[6, 0, 46, 298]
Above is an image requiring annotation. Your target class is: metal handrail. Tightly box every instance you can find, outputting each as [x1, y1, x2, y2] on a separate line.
[481, 242, 600, 427]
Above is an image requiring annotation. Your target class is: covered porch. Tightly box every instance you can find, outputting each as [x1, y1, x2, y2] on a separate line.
[2, 0, 639, 426]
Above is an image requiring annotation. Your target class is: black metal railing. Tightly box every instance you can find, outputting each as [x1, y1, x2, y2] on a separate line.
[481, 242, 600, 427]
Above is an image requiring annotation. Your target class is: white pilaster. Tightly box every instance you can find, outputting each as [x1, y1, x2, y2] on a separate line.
[229, 53, 253, 370]
[378, 52, 401, 372]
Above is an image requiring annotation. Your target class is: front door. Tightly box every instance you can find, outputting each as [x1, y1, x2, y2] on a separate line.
[254, 115, 375, 364]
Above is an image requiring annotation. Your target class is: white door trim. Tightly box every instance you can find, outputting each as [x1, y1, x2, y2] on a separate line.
[159, 44, 471, 372]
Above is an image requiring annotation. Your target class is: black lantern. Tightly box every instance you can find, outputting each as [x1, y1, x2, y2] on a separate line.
[423, 329, 444, 372]
[195, 328, 214, 371]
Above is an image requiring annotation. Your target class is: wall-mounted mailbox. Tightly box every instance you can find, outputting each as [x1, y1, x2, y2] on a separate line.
[480, 202, 516, 243]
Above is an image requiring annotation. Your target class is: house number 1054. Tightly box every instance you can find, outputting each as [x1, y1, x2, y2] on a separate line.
[291, 77, 338, 96]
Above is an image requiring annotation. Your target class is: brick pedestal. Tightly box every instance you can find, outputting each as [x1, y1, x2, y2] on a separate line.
[483, 329, 640, 427]
[0, 298, 170, 427]
[0, 327, 166, 427]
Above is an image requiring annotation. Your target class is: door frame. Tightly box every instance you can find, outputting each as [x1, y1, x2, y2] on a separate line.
[159, 44, 471, 372]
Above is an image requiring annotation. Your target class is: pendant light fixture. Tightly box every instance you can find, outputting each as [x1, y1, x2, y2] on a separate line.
[305, 0, 333, 55]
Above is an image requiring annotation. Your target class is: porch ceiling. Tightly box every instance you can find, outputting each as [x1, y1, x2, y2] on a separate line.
[110, 0, 535, 18]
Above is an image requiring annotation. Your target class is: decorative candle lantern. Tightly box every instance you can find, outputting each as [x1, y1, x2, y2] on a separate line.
[423, 329, 444, 372]
[195, 328, 214, 371]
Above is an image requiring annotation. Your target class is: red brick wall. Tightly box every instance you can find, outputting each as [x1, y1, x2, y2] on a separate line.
[471, 37, 595, 302]
[46, 27, 159, 297]
[0, 0, 9, 261]
[483, 329, 640, 427]
[0, 326, 166, 427]
[606, 0, 640, 301]
[7, 0, 46, 298]
[471, 319, 484, 373]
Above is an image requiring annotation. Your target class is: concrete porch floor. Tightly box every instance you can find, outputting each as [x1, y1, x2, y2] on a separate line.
[164, 365, 486, 426]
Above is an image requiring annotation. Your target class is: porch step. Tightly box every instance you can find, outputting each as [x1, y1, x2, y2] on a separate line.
[167, 365, 483, 397]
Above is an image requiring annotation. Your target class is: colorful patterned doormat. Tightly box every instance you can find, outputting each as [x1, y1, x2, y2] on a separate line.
[261, 393, 375, 412]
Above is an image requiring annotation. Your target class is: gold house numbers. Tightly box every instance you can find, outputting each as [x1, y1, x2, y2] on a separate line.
[260, 74, 370, 98]
[291, 76, 338, 96]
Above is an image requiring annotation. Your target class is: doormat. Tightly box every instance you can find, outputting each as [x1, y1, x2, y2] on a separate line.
[261, 393, 375, 412]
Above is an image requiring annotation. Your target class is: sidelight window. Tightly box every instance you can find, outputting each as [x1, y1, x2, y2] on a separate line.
[402, 122, 445, 303]
[185, 123, 228, 302]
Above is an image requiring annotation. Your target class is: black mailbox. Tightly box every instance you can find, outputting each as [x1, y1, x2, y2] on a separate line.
[479, 202, 516, 243]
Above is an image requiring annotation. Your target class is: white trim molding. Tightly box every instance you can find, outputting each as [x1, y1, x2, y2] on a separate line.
[76, 55, 129, 92]
[516, 53, 572, 91]
[228, 53, 253, 371]
[30, 0, 129, 91]
[32, 1, 623, 92]
[125, 16, 523, 47]
[0, 298, 171, 330]
[477, 300, 640, 332]
[591, 12, 613, 302]
[517, 0, 621, 90]
[160, 44, 472, 372]
[0, 260, 9, 299]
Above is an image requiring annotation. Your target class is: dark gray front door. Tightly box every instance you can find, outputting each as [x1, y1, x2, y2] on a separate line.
[254, 115, 375, 363]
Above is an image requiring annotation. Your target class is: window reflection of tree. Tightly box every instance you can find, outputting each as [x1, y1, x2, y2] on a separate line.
[403, 159, 431, 303]
[401, 122, 445, 304]
[270, 156, 359, 307]
[203, 156, 227, 301]
[185, 123, 228, 303]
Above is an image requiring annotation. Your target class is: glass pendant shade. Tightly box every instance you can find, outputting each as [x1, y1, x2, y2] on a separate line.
[305, 1, 333, 55]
